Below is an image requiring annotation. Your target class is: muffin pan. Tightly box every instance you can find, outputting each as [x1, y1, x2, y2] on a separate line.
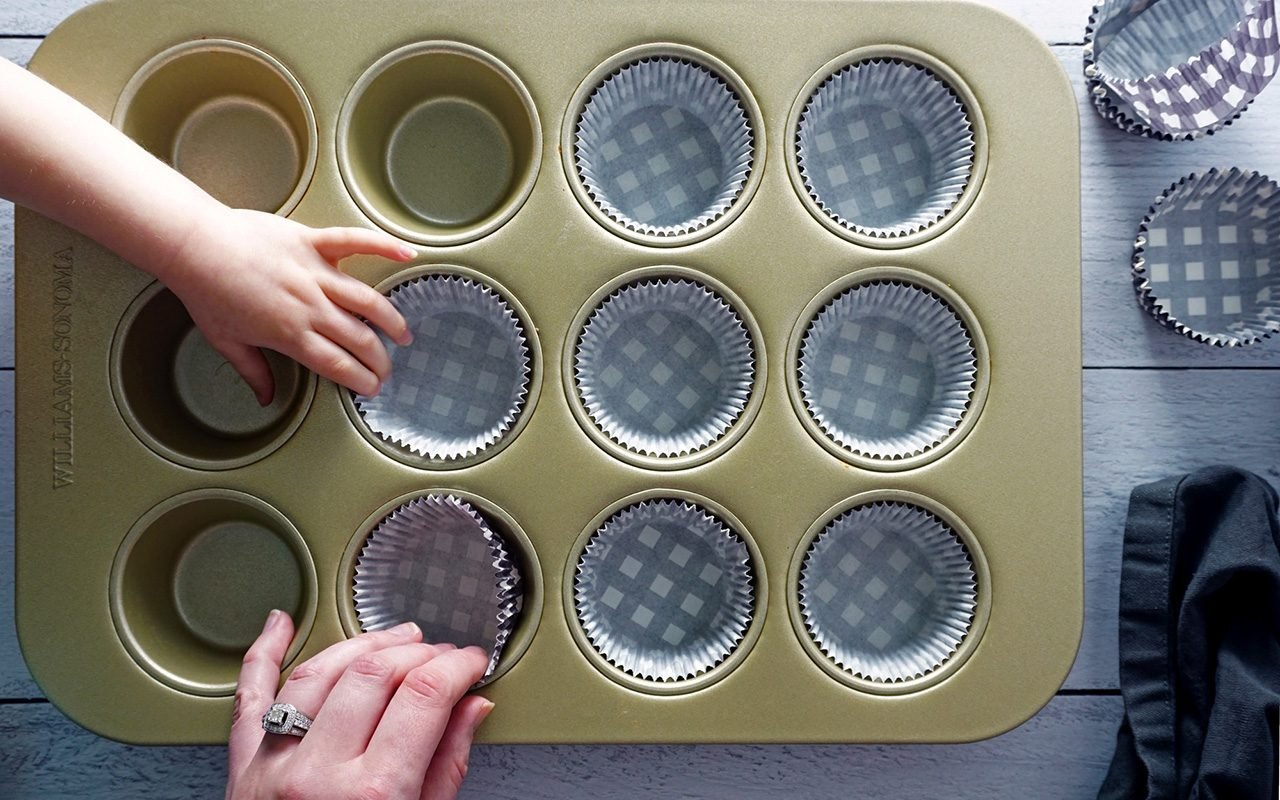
[15, 0, 1082, 744]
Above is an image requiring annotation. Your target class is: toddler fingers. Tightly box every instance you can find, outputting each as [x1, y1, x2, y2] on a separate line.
[295, 330, 380, 397]
[227, 610, 294, 779]
[213, 340, 276, 406]
[311, 227, 416, 264]
[418, 696, 494, 800]
[323, 272, 412, 347]
[314, 307, 393, 386]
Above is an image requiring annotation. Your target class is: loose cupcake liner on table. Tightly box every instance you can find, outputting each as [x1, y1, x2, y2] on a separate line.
[573, 499, 755, 683]
[1084, 0, 1279, 139]
[354, 494, 522, 676]
[573, 279, 755, 459]
[1133, 167, 1280, 346]
[573, 56, 755, 238]
[795, 57, 976, 239]
[354, 275, 531, 462]
[798, 281, 978, 462]
[799, 501, 978, 685]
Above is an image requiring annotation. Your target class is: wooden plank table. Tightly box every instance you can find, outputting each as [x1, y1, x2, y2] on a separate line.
[3, 1, 1278, 796]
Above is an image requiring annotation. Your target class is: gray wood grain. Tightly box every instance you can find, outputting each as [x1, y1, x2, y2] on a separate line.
[0, 695, 1121, 799]
[0, 0, 1102, 44]
[0, 374, 26, 699]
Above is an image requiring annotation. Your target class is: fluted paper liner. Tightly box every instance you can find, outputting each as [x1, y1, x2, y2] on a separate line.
[1084, 0, 1279, 139]
[354, 495, 522, 676]
[355, 275, 531, 461]
[800, 501, 977, 684]
[574, 279, 755, 458]
[1133, 167, 1280, 346]
[796, 58, 976, 239]
[799, 281, 977, 461]
[574, 57, 754, 237]
[574, 500, 754, 682]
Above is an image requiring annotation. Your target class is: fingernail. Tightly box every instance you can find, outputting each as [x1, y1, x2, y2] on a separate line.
[472, 699, 495, 732]
[263, 609, 283, 633]
[390, 621, 420, 637]
[398, 245, 418, 260]
[398, 329, 414, 346]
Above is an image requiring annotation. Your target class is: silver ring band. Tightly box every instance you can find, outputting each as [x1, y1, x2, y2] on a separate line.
[261, 702, 312, 738]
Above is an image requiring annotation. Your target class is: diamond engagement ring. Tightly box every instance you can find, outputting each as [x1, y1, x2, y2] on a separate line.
[261, 702, 312, 738]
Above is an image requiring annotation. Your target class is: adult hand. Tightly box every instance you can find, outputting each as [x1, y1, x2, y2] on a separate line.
[162, 208, 416, 405]
[226, 611, 492, 800]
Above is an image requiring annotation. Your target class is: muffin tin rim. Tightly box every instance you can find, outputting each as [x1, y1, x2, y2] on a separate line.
[335, 488, 544, 688]
[785, 266, 991, 472]
[335, 39, 544, 246]
[786, 489, 992, 696]
[111, 37, 320, 218]
[109, 280, 320, 472]
[559, 41, 768, 249]
[561, 265, 767, 471]
[785, 44, 989, 250]
[339, 263, 544, 471]
[561, 489, 769, 696]
[108, 487, 320, 697]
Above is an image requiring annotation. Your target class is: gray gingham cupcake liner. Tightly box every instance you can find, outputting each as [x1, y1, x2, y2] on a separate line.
[354, 495, 523, 677]
[1133, 167, 1280, 346]
[1084, 0, 1279, 140]
[355, 275, 531, 462]
[574, 279, 755, 458]
[798, 281, 978, 461]
[573, 499, 755, 683]
[796, 58, 976, 239]
[799, 501, 978, 684]
[574, 57, 754, 237]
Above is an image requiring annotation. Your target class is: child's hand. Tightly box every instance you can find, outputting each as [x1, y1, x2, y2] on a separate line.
[159, 208, 416, 404]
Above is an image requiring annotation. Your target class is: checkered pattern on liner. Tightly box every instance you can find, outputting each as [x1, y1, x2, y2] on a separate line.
[574, 501, 753, 680]
[356, 276, 531, 460]
[575, 280, 754, 456]
[590, 105, 728, 228]
[805, 311, 937, 442]
[802, 104, 936, 232]
[355, 497, 516, 655]
[800, 502, 977, 682]
[1085, 0, 1279, 138]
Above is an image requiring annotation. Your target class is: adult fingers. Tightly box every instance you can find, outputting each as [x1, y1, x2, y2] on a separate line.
[301, 642, 450, 762]
[227, 610, 294, 780]
[364, 647, 490, 790]
[311, 227, 416, 264]
[292, 330, 380, 397]
[213, 339, 275, 406]
[321, 271, 412, 347]
[313, 308, 393, 387]
[419, 696, 494, 800]
[254, 622, 422, 761]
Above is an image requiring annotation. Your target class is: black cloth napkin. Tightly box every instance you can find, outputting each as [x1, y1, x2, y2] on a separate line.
[1099, 466, 1280, 800]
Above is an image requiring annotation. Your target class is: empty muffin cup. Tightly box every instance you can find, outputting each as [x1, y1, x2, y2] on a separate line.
[792, 49, 980, 245]
[339, 42, 541, 245]
[794, 496, 984, 693]
[567, 45, 762, 245]
[352, 270, 535, 468]
[109, 489, 318, 696]
[114, 39, 317, 214]
[353, 494, 523, 678]
[111, 283, 315, 470]
[793, 272, 983, 469]
[570, 274, 759, 466]
[571, 497, 758, 691]
[1133, 168, 1280, 346]
[1085, 0, 1280, 140]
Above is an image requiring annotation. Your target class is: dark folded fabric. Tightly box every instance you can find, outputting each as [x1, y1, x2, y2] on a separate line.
[1099, 466, 1280, 800]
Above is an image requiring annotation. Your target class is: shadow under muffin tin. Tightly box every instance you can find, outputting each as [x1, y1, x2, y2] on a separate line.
[15, 0, 1081, 747]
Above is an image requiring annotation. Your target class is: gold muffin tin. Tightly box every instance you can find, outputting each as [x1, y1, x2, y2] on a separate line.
[15, 0, 1081, 744]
